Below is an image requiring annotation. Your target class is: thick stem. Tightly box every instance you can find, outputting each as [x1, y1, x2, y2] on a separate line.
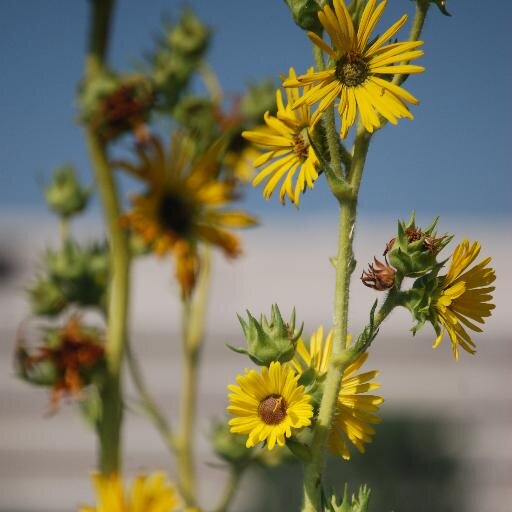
[84, 0, 130, 475]
[302, 199, 357, 511]
[176, 247, 212, 507]
[59, 217, 70, 246]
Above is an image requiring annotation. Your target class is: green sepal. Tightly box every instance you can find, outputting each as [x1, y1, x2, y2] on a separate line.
[388, 214, 452, 279]
[326, 484, 372, 512]
[230, 305, 303, 366]
[283, 0, 323, 34]
[287, 437, 312, 462]
[79, 385, 103, 428]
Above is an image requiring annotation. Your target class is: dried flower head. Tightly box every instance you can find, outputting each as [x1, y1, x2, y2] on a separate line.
[361, 257, 395, 291]
[18, 317, 105, 410]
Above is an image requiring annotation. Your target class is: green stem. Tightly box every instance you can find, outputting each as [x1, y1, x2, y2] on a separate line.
[393, 0, 430, 87]
[84, 0, 130, 475]
[200, 63, 223, 102]
[59, 217, 70, 246]
[176, 247, 212, 507]
[312, 47, 346, 180]
[126, 340, 176, 454]
[302, 199, 357, 511]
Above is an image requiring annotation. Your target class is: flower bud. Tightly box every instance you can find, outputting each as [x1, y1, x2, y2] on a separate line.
[228, 305, 303, 366]
[35, 242, 109, 313]
[27, 277, 67, 317]
[386, 214, 452, 279]
[81, 74, 154, 143]
[168, 9, 210, 58]
[283, 0, 323, 34]
[44, 165, 90, 219]
[361, 257, 395, 291]
[15, 317, 106, 409]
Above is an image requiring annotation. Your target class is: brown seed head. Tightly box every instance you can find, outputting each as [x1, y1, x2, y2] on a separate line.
[361, 257, 396, 291]
[258, 394, 287, 425]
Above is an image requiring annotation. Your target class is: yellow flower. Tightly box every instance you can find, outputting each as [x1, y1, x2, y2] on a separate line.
[80, 472, 179, 512]
[227, 361, 313, 450]
[242, 68, 320, 206]
[119, 135, 257, 297]
[433, 240, 496, 360]
[291, 327, 383, 460]
[284, 0, 424, 138]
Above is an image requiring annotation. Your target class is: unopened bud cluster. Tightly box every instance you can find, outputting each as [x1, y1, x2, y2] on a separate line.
[229, 304, 302, 366]
[28, 241, 109, 316]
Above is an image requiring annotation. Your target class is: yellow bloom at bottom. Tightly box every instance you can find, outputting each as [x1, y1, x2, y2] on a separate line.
[227, 361, 313, 449]
[292, 327, 384, 460]
[80, 472, 179, 512]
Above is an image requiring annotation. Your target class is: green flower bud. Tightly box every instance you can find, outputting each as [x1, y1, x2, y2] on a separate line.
[385, 213, 452, 280]
[228, 305, 303, 366]
[168, 9, 210, 58]
[283, 0, 323, 34]
[240, 79, 278, 121]
[327, 484, 372, 512]
[33, 241, 109, 313]
[211, 421, 253, 465]
[27, 277, 67, 317]
[80, 73, 154, 142]
[44, 165, 90, 219]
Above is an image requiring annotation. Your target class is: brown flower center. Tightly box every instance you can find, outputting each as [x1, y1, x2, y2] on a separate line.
[158, 192, 195, 237]
[293, 128, 310, 160]
[336, 52, 369, 87]
[258, 394, 287, 425]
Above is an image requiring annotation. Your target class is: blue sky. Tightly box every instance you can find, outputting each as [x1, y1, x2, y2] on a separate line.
[0, 0, 511, 222]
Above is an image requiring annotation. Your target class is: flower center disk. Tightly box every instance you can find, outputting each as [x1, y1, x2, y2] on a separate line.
[158, 192, 195, 237]
[293, 128, 309, 160]
[336, 53, 369, 87]
[258, 394, 287, 425]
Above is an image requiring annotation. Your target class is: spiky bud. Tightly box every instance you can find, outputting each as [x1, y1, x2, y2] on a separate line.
[228, 305, 303, 366]
[44, 165, 90, 219]
[385, 213, 452, 279]
[240, 79, 278, 121]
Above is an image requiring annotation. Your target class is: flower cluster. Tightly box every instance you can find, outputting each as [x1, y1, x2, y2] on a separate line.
[242, 0, 425, 205]
[361, 215, 496, 360]
[226, 306, 383, 460]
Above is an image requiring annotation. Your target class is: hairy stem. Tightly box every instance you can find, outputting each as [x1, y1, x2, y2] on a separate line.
[302, 117, 372, 510]
[84, 0, 130, 475]
[177, 247, 212, 507]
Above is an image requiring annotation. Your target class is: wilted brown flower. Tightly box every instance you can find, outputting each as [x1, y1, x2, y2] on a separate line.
[361, 257, 396, 291]
[383, 226, 424, 256]
[21, 317, 105, 410]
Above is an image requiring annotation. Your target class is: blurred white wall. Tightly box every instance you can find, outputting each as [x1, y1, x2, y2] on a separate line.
[0, 213, 510, 511]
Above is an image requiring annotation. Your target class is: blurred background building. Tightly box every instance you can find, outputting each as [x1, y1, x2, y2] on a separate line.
[1, 1, 511, 511]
